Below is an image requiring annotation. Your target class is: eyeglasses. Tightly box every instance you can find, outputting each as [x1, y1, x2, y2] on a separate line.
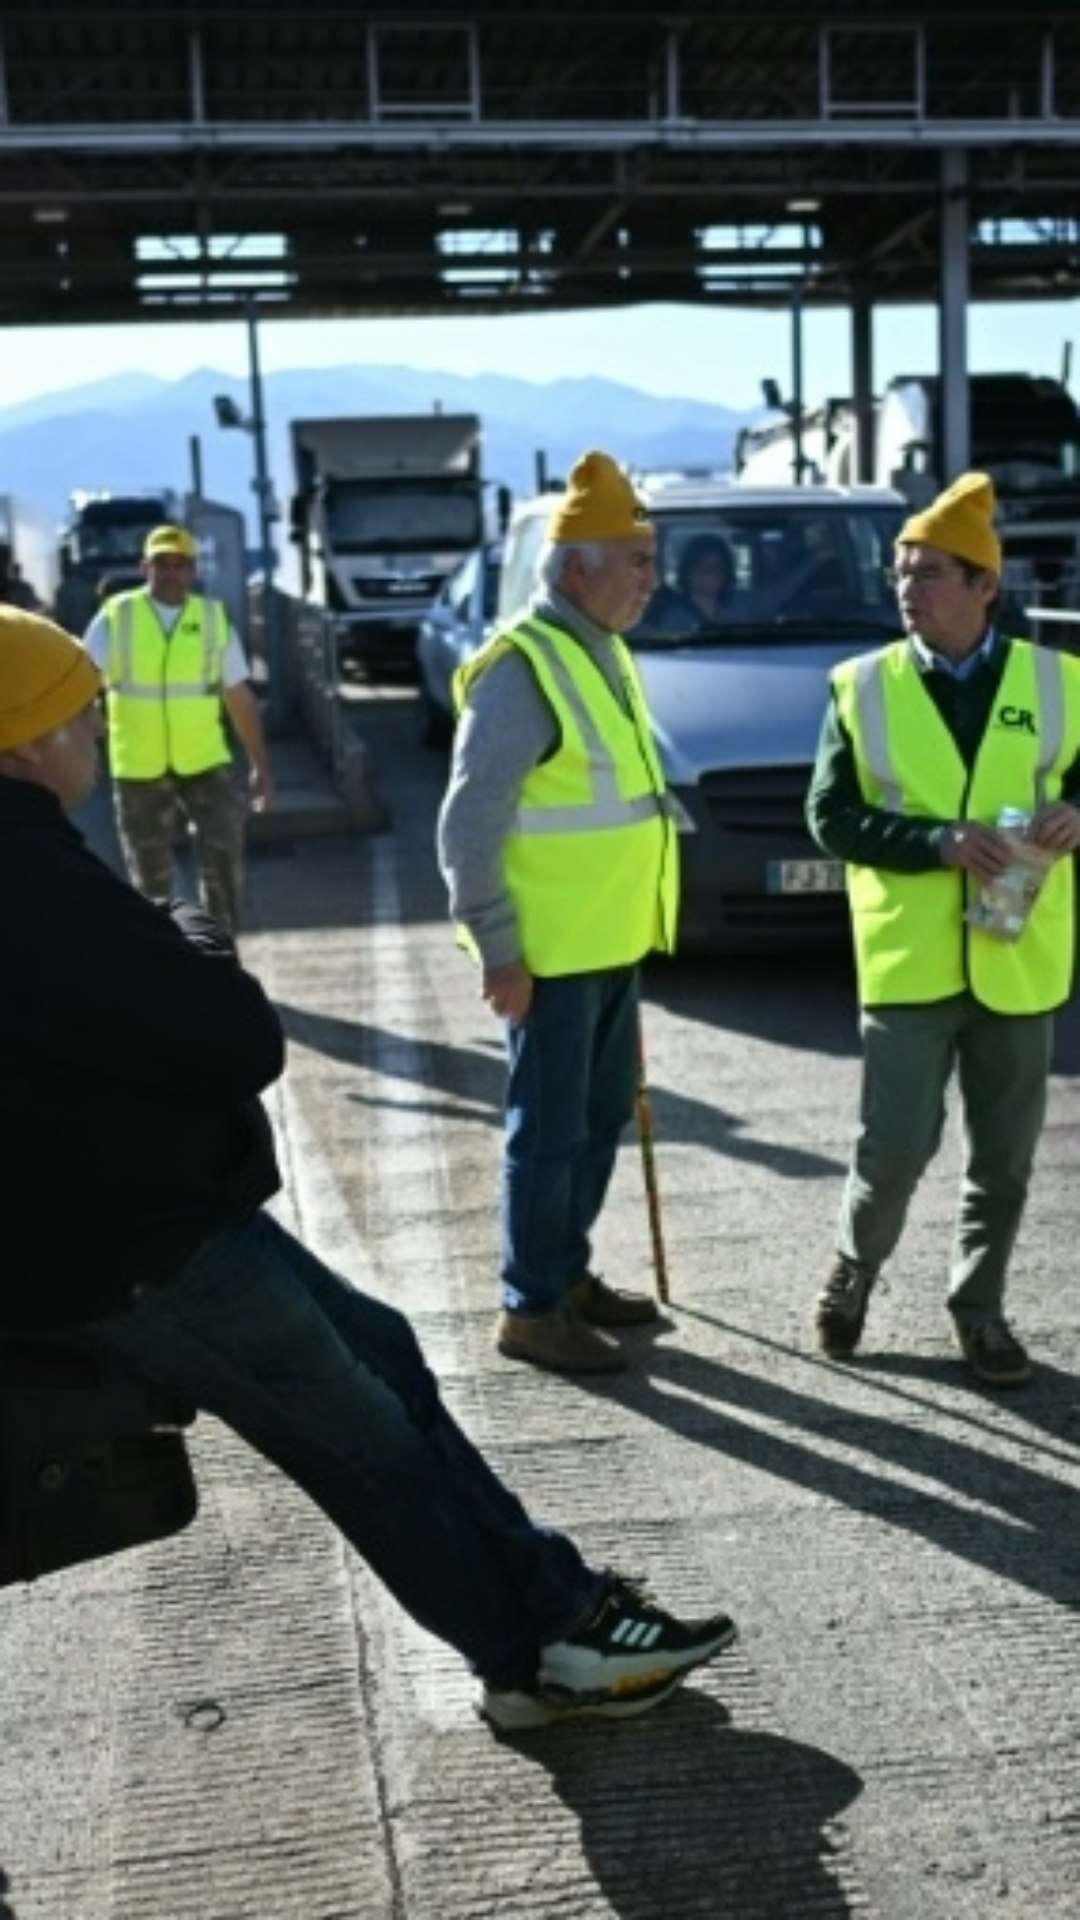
[884, 564, 963, 591]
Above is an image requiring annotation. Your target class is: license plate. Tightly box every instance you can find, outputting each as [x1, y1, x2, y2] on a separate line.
[767, 859, 845, 894]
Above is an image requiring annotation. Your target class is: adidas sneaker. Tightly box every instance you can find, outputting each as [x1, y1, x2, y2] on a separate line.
[536, 1575, 737, 1706]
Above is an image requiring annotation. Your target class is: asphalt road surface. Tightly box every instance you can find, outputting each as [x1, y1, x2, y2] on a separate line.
[4, 683, 1080, 1920]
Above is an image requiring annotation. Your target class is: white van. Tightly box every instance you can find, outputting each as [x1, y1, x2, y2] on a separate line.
[494, 478, 906, 952]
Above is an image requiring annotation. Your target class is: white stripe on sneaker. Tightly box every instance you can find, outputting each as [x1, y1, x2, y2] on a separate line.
[611, 1619, 662, 1648]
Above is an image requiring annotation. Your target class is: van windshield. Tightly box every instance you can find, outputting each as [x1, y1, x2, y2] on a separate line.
[630, 504, 904, 647]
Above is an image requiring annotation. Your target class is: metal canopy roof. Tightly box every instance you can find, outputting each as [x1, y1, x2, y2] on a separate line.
[1, 2, 1079, 325]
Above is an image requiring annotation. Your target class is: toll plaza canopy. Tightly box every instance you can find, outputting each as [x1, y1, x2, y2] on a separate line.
[1, 0, 1079, 325]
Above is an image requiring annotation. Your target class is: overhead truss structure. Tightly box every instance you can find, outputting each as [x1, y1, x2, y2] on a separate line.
[1, 1, 1079, 325]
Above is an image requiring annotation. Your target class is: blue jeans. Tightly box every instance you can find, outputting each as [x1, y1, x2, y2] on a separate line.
[501, 966, 639, 1314]
[67, 1212, 602, 1689]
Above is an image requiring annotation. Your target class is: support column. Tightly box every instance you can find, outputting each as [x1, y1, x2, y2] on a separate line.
[791, 282, 806, 485]
[246, 302, 284, 732]
[851, 292, 874, 483]
[939, 148, 970, 479]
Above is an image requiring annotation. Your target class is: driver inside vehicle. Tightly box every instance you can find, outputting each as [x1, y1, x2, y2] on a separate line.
[641, 518, 851, 638]
[678, 535, 736, 623]
[645, 534, 736, 635]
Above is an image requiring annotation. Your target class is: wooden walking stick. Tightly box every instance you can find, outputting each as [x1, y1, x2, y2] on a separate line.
[634, 1012, 670, 1305]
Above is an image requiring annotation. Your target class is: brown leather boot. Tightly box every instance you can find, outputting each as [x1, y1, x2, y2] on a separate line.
[567, 1273, 659, 1329]
[495, 1306, 627, 1375]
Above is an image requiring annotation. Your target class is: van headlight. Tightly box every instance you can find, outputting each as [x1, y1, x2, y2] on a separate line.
[665, 790, 698, 835]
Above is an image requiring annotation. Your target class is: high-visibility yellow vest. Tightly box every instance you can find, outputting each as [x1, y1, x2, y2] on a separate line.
[104, 590, 232, 779]
[454, 614, 679, 974]
[832, 637, 1080, 1012]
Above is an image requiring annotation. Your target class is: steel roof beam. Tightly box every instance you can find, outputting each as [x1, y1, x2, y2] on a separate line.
[2, 118, 1080, 153]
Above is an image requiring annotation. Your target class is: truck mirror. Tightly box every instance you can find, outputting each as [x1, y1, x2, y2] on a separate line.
[497, 485, 513, 532]
[761, 378, 784, 411]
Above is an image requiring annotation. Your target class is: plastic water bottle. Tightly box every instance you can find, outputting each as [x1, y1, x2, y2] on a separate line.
[965, 806, 1053, 941]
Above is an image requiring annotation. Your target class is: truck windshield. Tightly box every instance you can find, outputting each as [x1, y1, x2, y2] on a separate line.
[630, 504, 904, 648]
[76, 511, 166, 565]
[325, 479, 481, 552]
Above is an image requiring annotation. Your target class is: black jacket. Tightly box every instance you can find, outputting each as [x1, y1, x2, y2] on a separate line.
[0, 777, 284, 1331]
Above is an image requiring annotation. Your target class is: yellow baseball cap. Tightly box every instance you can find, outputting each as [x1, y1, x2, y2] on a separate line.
[547, 451, 653, 543]
[143, 524, 197, 561]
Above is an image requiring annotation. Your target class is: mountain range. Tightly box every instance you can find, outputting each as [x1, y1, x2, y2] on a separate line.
[0, 364, 755, 571]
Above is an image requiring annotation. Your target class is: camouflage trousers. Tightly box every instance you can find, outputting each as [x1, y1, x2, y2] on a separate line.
[113, 767, 247, 934]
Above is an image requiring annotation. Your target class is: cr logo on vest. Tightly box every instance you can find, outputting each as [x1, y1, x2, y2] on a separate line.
[997, 704, 1036, 734]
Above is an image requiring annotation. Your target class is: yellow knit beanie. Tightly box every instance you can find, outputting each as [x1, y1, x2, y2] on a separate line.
[547, 450, 653, 543]
[897, 471, 1001, 574]
[0, 606, 102, 751]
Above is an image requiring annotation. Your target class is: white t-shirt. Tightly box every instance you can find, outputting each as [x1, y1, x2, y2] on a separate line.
[82, 596, 248, 689]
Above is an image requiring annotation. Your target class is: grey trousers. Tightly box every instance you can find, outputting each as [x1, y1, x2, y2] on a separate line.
[837, 993, 1053, 1325]
[113, 767, 246, 934]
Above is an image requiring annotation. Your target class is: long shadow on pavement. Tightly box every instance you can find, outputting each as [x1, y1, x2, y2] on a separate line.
[504, 1694, 863, 1919]
[277, 1002, 843, 1177]
[859, 1348, 1080, 1458]
[601, 1322, 1080, 1616]
[644, 949, 862, 1060]
[646, 948, 1080, 1075]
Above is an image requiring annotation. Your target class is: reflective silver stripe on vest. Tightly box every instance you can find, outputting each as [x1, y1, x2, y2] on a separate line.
[515, 793, 662, 834]
[106, 594, 223, 697]
[107, 593, 136, 691]
[513, 617, 663, 834]
[851, 651, 904, 813]
[1032, 644, 1065, 809]
[203, 597, 227, 689]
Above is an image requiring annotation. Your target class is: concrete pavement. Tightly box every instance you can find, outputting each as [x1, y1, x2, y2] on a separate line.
[3, 697, 1080, 1918]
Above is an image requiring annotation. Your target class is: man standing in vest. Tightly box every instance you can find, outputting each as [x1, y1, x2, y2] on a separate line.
[83, 524, 272, 933]
[438, 451, 678, 1376]
[807, 471, 1080, 1386]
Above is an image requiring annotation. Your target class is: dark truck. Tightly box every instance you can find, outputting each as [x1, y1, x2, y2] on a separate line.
[55, 490, 180, 632]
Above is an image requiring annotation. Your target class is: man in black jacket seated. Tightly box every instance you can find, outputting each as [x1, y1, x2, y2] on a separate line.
[0, 605, 736, 1733]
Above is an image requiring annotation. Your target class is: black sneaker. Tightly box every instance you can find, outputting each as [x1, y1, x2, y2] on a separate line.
[955, 1318, 1032, 1387]
[815, 1255, 877, 1356]
[537, 1576, 737, 1707]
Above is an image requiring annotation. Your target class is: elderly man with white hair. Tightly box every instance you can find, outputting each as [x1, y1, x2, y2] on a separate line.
[438, 451, 679, 1376]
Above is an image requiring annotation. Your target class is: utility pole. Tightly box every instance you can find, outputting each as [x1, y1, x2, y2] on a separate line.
[245, 301, 283, 728]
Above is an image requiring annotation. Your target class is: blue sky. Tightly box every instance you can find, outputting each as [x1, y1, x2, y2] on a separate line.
[0, 296, 1076, 413]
